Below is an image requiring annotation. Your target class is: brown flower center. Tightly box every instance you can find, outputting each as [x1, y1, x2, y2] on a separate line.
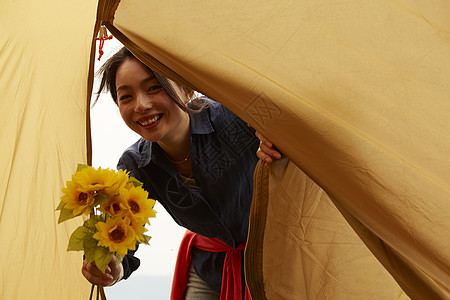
[112, 203, 121, 214]
[129, 200, 140, 214]
[109, 227, 125, 243]
[78, 192, 88, 205]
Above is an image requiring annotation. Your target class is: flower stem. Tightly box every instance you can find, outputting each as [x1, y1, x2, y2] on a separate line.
[89, 284, 94, 300]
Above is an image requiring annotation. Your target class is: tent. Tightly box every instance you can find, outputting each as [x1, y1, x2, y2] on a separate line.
[1, 0, 449, 299]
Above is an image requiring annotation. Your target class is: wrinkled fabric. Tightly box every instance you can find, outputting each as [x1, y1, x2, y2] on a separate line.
[2, 0, 450, 299]
[247, 158, 409, 299]
[0, 0, 97, 299]
[101, 0, 450, 298]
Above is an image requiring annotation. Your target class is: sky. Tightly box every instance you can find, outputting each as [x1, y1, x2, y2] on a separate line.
[90, 38, 185, 299]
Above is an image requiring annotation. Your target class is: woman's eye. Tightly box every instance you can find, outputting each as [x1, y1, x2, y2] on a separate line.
[119, 95, 131, 101]
[148, 85, 162, 92]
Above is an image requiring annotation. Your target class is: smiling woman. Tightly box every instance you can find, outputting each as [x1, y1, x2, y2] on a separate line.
[87, 44, 266, 300]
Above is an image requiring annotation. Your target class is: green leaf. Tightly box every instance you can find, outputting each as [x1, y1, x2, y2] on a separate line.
[57, 207, 77, 224]
[93, 192, 109, 207]
[98, 213, 107, 222]
[55, 200, 65, 211]
[83, 238, 98, 264]
[95, 247, 113, 273]
[115, 254, 123, 265]
[67, 226, 91, 251]
[128, 176, 143, 187]
[84, 216, 99, 230]
[76, 164, 89, 172]
[141, 234, 152, 245]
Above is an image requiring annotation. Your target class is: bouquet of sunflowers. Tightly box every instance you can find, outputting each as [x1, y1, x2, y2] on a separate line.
[56, 164, 156, 280]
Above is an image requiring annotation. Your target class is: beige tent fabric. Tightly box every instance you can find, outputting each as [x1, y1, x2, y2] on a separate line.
[246, 158, 409, 299]
[0, 0, 97, 298]
[100, 0, 450, 298]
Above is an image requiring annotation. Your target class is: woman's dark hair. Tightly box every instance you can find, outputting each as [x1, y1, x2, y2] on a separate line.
[94, 47, 206, 114]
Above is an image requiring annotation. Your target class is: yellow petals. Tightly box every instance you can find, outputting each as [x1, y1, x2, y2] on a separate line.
[119, 186, 157, 224]
[61, 181, 95, 216]
[99, 195, 126, 217]
[73, 166, 128, 196]
[93, 217, 137, 257]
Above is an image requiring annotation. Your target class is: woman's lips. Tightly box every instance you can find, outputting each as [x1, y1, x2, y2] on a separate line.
[138, 114, 162, 126]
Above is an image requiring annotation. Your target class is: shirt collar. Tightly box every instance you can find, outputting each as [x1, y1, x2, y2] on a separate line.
[189, 107, 214, 135]
[137, 139, 153, 168]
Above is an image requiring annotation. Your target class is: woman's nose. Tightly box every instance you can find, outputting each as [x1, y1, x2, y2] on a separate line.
[135, 93, 152, 113]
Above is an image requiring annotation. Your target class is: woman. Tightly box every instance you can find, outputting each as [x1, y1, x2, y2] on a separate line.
[81, 47, 281, 299]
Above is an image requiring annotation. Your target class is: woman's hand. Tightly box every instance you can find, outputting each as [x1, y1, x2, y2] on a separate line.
[81, 255, 122, 287]
[255, 131, 282, 163]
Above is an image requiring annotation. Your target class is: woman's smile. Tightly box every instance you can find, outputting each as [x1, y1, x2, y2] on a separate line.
[138, 113, 163, 127]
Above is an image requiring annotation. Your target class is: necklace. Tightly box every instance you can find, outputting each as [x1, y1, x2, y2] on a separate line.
[165, 152, 191, 164]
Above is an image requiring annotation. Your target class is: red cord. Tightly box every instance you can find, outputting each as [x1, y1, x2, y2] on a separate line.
[95, 35, 113, 61]
[95, 25, 113, 61]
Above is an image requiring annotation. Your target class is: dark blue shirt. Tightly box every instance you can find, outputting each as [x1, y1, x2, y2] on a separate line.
[118, 99, 260, 291]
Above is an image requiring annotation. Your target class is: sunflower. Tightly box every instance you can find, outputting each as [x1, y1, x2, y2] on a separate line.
[72, 166, 128, 196]
[93, 217, 137, 256]
[126, 217, 148, 243]
[119, 186, 156, 224]
[99, 194, 127, 217]
[61, 181, 95, 216]
[102, 169, 130, 196]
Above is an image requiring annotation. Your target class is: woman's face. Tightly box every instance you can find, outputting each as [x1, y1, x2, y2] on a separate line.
[115, 58, 190, 146]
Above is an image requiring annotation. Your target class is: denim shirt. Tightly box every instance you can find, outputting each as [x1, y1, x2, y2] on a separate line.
[118, 99, 260, 291]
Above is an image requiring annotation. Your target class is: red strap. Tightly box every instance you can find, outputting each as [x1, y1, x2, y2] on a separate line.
[170, 230, 251, 300]
[170, 231, 195, 300]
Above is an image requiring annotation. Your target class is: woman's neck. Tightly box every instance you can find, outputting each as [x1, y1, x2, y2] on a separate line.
[157, 116, 193, 177]
[157, 114, 190, 160]
[157, 133, 190, 163]
[159, 137, 193, 178]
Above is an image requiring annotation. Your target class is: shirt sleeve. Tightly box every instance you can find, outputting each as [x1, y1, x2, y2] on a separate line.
[121, 246, 140, 280]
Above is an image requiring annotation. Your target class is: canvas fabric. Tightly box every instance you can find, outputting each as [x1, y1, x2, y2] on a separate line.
[0, 0, 98, 298]
[1, 0, 449, 299]
[103, 0, 450, 298]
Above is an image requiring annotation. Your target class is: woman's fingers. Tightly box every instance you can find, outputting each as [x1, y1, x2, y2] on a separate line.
[257, 143, 281, 163]
[257, 147, 273, 163]
[255, 131, 272, 148]
[256, 132, 281, 162]
[82, 260, 114, 287]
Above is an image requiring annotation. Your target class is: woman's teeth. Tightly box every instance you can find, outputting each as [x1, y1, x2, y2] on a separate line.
[140, 115, 160, 126]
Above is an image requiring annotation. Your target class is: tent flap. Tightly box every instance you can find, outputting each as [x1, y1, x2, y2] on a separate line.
[105, 0, 450, 297]
[0, 0, 98, 298]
